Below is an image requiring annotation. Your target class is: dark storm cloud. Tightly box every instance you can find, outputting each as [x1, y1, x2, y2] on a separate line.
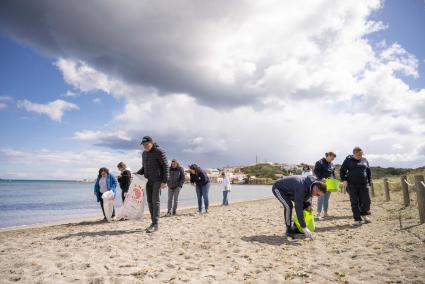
[0, 0, 262, 108]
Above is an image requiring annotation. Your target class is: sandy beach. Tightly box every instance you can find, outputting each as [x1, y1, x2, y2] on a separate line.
[1, 192, 424, 284]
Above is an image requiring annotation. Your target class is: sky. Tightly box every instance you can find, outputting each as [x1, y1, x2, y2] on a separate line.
[0, 0, 425, 180]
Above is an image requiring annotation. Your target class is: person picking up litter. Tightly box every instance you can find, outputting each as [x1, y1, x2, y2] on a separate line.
[272, 175, 327, 240]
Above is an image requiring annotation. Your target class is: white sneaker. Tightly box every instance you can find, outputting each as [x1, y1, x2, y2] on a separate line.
[352, 220, 362, 226]
[362, 216, 371, 224]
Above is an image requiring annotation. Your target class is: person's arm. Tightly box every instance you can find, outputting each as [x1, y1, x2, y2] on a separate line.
[331, 165, 336, 179]
[340, 159, 349, 182]
[198, 171, 206, 185]
[366, 160, 372, 186]
[179, 167, 185, 187]
[94, 178, 99, 195]
[294, 190, 307, 228]
[158, 149, 169, 183]
[313, 160, 322, 179]
[137, 166, 144, 175]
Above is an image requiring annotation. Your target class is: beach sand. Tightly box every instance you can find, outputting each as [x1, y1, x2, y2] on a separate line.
[1, 192, 424, 283]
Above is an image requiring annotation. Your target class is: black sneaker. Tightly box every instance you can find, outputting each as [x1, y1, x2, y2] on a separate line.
[172, 212, 177, 216]
[165, 212, 172, 217]
[146, 224, 158, 233]
[145, 223, 154, 232]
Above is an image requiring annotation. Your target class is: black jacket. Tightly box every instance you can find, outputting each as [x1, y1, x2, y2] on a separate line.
[314, 158, 336, 180]
[340, 155, 371, 185]
[137, 144, 169, 183]
[273, 175, 318, 228]
[167, 166, 185, 189]
[117, 170, 132, 192]
[190, 169, 210, 187]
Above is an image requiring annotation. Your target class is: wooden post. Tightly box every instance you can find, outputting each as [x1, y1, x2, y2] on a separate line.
[414, 175, 425, 224]
[383, 178, 390, 202]
[400, 175, 410, 207]
[370, 182, 375, 198]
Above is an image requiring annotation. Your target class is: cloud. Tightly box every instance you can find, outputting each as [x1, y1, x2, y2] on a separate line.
[92, 98, 101, 104]
[0, 148, 142, 180]
[1, 0, 425, 172]
[63, 90, 79, 97]
[17, 99, 79, 122]
[0, 96, 13, 110]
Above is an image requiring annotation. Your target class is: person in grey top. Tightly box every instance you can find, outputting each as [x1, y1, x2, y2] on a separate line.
[166, 159, 185, 216]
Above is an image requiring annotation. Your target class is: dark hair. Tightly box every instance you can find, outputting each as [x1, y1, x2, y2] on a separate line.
[221, 172, 226, 177]
[353, 146, 363, 154]
[117, 162, 126, 169]
[303, 165, 310, 171]
[189, 164, 200, 174]
[325, 151, 336, 157]
[98, 167, 109, 179]
[314, 181, 327, 193]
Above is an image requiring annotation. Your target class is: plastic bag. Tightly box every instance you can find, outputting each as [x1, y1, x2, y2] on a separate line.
[293, 210, 315, 233]
[102, 191, 115, 220]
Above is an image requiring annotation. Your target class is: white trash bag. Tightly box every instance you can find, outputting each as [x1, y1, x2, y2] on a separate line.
[117, 174, 146, 220]
[102, 190, 115, 220]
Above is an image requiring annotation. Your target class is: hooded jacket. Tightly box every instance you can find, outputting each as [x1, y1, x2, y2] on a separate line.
[137, 143, 169, 183]
[340, 155, 371, 185]
[117, 170, 132, 192]
[314, 158, 336, 180]
[167, 165, 185, 189]
[273, 175, 318, 228]
[94, 174, 117, 202]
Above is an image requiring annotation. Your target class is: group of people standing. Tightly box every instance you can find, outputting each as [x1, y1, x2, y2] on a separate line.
[93, 136, 232, 233]
[272, 146, 372, 239]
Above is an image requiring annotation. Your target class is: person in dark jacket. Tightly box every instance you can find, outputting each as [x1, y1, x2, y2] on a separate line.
[189, 164, 210, 213]
[314, 151, 336, 218]
[117, 162, 132, 203]
[340, 146, 372, 225]
[166, 159, 185, 216]
[137, 136, 169, 233]
[272, 175, 327, 239]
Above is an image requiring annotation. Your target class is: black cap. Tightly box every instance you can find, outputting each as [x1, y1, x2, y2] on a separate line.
[141, 136, 153, 144]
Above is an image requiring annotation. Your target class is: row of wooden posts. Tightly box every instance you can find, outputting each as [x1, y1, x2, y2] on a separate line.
[368, 175, 425, 224]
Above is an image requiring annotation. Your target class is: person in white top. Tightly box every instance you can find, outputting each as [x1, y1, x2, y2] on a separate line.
[301, 165, 313, 177]
[221, 172, 231, 206]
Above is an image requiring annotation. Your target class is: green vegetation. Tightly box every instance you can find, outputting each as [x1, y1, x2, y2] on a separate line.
[240, 163, 285, 180]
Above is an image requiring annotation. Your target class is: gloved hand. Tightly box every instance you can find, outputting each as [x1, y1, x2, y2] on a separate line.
[303, 227, 313, 239]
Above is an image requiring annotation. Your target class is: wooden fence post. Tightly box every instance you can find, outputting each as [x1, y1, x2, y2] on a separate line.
[414, 175, 425, 224]
[400, 175, 410, 207]
[383, 178, 390, 202]
[370, 182, 375, 198]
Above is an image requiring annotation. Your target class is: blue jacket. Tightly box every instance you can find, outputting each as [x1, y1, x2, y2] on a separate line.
[94, 174, 117, 202]
[340, 155, 371, 185]
[273, 175, 318, 228]
[314, 158, 336, 180]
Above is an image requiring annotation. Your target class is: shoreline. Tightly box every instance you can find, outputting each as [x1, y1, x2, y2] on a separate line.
[0, 197, 273, 233]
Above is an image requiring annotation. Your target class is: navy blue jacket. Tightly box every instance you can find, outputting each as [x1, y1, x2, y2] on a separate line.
[190, 170, 210, 187]
[314, 158, 336, 180]
[340, 155, 371, 185]
[273, 175, 317, 228]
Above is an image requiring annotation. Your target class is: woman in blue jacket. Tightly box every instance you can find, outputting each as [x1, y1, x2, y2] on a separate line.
[94, 167, 117, 220]
[189, 164, 210, 214]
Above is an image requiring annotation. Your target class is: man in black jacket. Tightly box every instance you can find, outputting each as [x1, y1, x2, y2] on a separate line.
[137, 136, 169, 233]
[340, 146, 372, 225]
[166, 159, 185, 216]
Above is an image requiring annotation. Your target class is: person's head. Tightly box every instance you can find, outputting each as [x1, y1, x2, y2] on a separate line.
[98, 167, 109, 178]
[141, 136, 154, 152]
[352, 146, 363, 160]
[221, 172, 226, 177]
[117, 162, 127, 172]
[311, 181, 327, 197]
[325, 151, 336, 162]
[302, 165, 310, 172]
[171, 159, 179, 168]
[189, 164, 199, 174]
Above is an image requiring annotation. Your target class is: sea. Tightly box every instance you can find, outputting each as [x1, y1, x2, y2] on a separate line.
[0, 180, 272, 229]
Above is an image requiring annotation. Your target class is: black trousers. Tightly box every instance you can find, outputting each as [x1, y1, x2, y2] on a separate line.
[272, 186, 293, 232]
[121, 190, 128, 203]
[347, 183, 371, 221]
[146, 181, 161, 225]
[100, 198, 115, 218]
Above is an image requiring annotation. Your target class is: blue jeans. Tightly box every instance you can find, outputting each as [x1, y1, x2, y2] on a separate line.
[196, 183, 210, 212]
[317, 192, 331, 213]
[222, 191, 229, 205]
